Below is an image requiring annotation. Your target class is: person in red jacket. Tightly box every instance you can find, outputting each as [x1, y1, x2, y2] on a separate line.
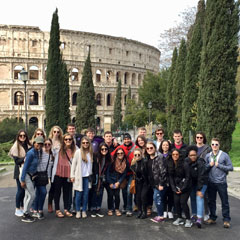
[111, 133, 138, 216]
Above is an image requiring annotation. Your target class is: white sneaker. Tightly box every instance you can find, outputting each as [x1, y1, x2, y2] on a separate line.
[76, 211, 81, 219]
[163, 212, 168, 218]
[204, 214, 209, 221]
[168, 212, 174, 219]
[185, 219, 193, 228]
[82, 211, 87, 218]
[173, 218, 184, 226]
[15, 209, 24, 217]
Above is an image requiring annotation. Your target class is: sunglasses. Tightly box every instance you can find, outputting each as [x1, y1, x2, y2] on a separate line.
[37, 133, 43, 136]
[64, 138, 72, 142]
[156, 132, 163, 135]
[82, 142, 89, 145]
[211, 143, 219, 146]
[54, 130, 60, 133]
[44, 143, 51, 146]
[19, 134, 26, 137]
[134, 154, 141, 157]
[117, 152, 124, 155]
[101, 148, 108, 151]
[147, 147, 154, 150]
[196, 136, 203, 139]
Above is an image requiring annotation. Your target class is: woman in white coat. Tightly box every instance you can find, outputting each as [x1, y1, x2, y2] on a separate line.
[71, 136, 93, 219]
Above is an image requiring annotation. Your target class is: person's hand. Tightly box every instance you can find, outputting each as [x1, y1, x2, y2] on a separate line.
[71, 178, 75, 183]
[210, 161, 215, 167]
[215, 161, 218, 167]
[113, 138, 118, 147]
[115, 182, 120, 189]
[176, 190, 182, 194]
[158, 185, 164, 191]
[110, 184, 114, 189]
[197, 191, 203, 198]
[21, 181, 26, 189]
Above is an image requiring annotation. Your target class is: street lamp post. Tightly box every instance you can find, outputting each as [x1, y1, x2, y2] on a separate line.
[20, 68, 28, 132]
[148, 101, 152, 124]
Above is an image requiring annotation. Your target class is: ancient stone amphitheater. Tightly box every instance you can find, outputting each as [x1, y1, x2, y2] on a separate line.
[0, 24, 160, 130]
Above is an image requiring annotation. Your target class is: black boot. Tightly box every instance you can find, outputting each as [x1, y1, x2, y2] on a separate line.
[136, 211, 142, 218]
[140, 211, 147, 219]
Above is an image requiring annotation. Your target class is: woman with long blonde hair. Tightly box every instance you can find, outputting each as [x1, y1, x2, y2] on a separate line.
[71, 136, 93, 219]
[48, 126, 63, 151]
[31, 128, 46, 144]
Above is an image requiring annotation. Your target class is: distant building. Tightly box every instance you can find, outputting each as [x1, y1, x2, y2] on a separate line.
[0, 24, 160, 129]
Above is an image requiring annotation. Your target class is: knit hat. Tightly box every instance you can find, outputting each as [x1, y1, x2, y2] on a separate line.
[34, 136, 44, 144]
[123, 133, 131, 140]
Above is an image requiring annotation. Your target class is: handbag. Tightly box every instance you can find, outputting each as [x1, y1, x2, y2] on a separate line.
[35, 154, 50, 186]
[129, 177, 136, 194]
[120, 178, 128, 189]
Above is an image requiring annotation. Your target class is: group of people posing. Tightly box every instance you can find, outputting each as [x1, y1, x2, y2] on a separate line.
[9, 125, 233, 229]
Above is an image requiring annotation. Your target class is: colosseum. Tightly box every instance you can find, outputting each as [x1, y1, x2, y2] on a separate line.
[0, 24, 160, 131]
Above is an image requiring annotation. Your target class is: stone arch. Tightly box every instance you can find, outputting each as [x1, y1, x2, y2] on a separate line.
[29, 66, 39, 80]
[124, 72, 129, 85]
[14, 65, 23, 79]
[138, 74, 142, 86]
[96, 69, 101, 82]
[72, 92, 77, 106]
[116, 71, 121, 82]
[29, 91, 39, 105]
[96, 93, 102, 106]
[106, 70, 112, 82]
[14, 91, 24, 105]
[132, 73, 136, 85]
[72, 117, 76, 123]
[71, 68, 79, 81]
[107, 93, 112, 106]
[29, 117, 38, 128]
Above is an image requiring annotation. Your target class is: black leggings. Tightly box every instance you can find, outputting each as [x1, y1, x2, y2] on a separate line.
[48, 182, 55, 204]
[53, 175, 71, 211]
[108, 186, 120, 210]
[136, 181, 149, 212]
[163, 186, 174, 212]
[173, 190, 191, 219]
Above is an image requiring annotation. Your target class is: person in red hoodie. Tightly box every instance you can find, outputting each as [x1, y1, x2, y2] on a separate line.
[111, 133, 137, 216]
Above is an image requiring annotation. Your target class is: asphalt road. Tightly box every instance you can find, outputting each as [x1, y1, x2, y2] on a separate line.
[0, 185, 240, 240]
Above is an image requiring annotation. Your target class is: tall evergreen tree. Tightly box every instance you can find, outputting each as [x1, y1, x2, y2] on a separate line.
[125, 86, 132, 116]
[196, 0, 239, 152]
[181, 0, 205, 143]
[76, 52, 97, 132]
[166, 48, 178, 136]
[113, 79, 122, 130]
[58, 61, 71, 133]
[45, 9, 61, 133]
[171, 39, 187, 133]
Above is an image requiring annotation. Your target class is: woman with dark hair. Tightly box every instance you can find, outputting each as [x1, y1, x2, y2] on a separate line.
[135, 135, 147, 157]
[130, 148, 149, 219]
[194, 131, 211, 221]
[71, 136, 93, 219]
[51, 133, 76, 218]
[32, 138, 54, 220]
[159, 140, 174, 219]
[187, 145, 208, 228]
[9, 129, 31, 217]
[168, 148, 192, 227]
[146, 141, 167, 223]
[106, 147, 127, 216]
[90, 142, 111, 217]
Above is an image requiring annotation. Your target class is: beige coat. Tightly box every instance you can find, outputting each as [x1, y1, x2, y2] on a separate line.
[71, 149, 92, 192]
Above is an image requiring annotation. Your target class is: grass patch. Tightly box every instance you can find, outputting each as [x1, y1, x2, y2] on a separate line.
[229, 122, 240, 167]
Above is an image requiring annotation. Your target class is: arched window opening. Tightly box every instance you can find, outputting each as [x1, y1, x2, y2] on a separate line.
[107, 94, 112, 106]
[29, 91, 39, 105]
[29, 117, 38, 128]
[29, 66, 39, 80]
[96, 93, 102, 106]
[71, 68, 79, 81]
[72, 117, 76, 123]
[124, 94, 127, 105]
[72, 93, 77, 106]
[138, 74, 142, 86]
[14, 65, 23, 79]
[14, 91, 24, 105]
[96, 69, 101, 82]
[116, 71, 121, 82]
[106, 70, 112, 81]
[132, 73, 136, 85]
[124, 72, 129, 85]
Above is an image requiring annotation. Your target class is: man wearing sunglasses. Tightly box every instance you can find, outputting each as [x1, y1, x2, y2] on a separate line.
[205, 138, 233, 228]
[154, 127, 165, 152]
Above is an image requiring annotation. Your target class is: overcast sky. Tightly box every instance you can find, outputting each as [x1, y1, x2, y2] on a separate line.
[0, 0, 199, 48]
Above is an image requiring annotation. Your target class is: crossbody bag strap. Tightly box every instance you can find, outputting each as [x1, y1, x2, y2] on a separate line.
[127, 145, 136, 158]
[45, 154, 50, 172]
[65, 151, 72, 165]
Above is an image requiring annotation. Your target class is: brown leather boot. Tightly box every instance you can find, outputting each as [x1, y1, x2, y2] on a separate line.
[48, 204, 53, 213]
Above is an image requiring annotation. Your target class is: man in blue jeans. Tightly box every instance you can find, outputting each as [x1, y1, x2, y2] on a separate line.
[205, 138, 233, 228]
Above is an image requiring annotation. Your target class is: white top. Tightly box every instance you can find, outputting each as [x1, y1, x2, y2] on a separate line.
[81, 153, 92, 177]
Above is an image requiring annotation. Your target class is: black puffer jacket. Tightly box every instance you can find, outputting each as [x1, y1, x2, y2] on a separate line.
[187, 157, 208, 191]
[168, 157, 192, 193]
[130, 158, 148, 184]
[152, 154, 167, 188]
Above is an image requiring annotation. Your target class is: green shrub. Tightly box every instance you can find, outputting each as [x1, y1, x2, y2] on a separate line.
[0, 141, 13, 162]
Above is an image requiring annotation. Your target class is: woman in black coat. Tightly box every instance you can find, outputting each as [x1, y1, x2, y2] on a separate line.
[168, 148, 192, 228]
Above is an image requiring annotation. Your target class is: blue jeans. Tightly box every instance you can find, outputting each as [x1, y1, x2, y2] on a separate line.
[34, 185, 47, 211]
[16, 179, 25, 208]
[190, 184, 207, 218]
[208, 182, 231, 222]
[75, 177, 89, 212]
[122, 175, 133, 212]
[153, 187, 166, 217]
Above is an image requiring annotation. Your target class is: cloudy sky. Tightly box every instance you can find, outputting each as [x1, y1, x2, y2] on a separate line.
[0, 0, 199, 48]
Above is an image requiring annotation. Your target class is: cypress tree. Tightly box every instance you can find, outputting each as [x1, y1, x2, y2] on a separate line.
[171, 39, 187, 133]
[45, 9, 61, 133]
[58, 61, 71, 133]
[125, 86, 132, 116]
[181, 0, 205, 143]
[113, 79, 122, 130]
[196, 0, 239, 152]
[166, 48, 178, 136]
[76, 52, 97, 132]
